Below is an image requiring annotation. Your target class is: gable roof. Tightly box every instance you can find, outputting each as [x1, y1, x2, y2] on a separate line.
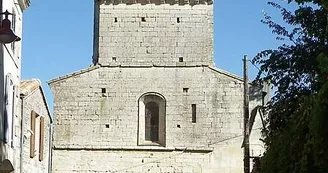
[20, 79, 41, 96]
[20, 79, 52, 123]
[47, 65, 100, 85]
[208, 66, 243, 81]
[47, 64, 244, 85]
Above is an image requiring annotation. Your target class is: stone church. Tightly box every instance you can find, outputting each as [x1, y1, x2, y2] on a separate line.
[48, 0, 265, 172]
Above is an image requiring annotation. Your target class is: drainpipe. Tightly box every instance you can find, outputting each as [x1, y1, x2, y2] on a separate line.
[48, 123, 53, 173]
[19, 93, 26, 173]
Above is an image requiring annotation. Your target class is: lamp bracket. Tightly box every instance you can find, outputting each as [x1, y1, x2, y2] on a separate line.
[0, 10, 13, 19]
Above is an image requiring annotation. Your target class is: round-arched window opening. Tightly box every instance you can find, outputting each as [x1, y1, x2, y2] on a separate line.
[138, 92, 166, 146]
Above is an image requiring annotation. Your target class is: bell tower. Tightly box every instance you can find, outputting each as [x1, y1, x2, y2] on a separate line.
[92, 0, 213, 67]
[49, 1, 266, 172]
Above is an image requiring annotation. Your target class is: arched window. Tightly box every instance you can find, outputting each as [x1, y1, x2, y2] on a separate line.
[138, 93, 166, 146]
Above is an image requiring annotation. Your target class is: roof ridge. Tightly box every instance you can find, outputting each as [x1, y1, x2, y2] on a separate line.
[47, 65, 100, 84]
[208, 66, 243, 81]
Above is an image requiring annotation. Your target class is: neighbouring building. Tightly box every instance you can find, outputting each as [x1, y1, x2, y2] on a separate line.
[18, 79, 52, 173]
[48, 0, 266, 172]
[0, 1, 53, 173]
[0, 0, 30, 172]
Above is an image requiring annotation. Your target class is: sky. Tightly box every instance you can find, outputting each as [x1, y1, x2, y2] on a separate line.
[21, 0, 288, 112]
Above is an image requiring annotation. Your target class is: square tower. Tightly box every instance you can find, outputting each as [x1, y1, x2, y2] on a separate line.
[49, 1, 265, 172]
[93, 0, 213, 66]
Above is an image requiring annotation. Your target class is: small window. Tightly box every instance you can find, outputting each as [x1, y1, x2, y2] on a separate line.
[183, 88, 189, 93]
[114, 17, 118, 23]
[112, 57, 117, 61]
[101, 88, 106, 94]
[141, 17, 146, 22]
[192, 104, 196, 123]
[179, 57, 184, 62]
[105, 124, 110, 128]
[177, 17, 180, 23]
[11, 9, 16, 32]
[11, 9, 16, 52]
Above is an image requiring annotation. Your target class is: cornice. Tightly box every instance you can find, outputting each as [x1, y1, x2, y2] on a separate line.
[98, 0, 213, 5]
[18, 0, 31, 11]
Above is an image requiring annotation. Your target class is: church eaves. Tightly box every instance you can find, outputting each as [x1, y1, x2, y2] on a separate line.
[47, 64, 243, 86]
[98, 0, 213, 5]
[47, 65, 100, 85]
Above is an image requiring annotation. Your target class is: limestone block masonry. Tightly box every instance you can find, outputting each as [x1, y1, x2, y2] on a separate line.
[94, 3, 213, 67]
[48, 0, 264, 173]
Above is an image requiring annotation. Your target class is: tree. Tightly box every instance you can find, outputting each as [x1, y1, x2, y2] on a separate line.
[252, 1, 328, 173]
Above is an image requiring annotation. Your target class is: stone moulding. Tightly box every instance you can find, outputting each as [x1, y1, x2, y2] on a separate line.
[47, 65, 244, 85]
[53, 146, 214, 153]
[98, 0, 213, 5]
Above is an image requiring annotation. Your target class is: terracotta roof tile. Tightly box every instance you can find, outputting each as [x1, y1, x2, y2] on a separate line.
[20, 79, 41, 96]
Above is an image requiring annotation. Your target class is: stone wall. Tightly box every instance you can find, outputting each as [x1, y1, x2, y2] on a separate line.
[49, 66, 262, 173]
[51, 67, 243, 148]
[95, 4, 213, 67]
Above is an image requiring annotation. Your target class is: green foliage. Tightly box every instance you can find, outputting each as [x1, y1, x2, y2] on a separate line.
[252, 0, 328, 172]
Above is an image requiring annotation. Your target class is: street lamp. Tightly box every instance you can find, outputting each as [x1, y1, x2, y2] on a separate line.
[0, 10, 20, 44]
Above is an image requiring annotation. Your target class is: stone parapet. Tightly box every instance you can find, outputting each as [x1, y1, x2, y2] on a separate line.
[99, 0, 213, 5]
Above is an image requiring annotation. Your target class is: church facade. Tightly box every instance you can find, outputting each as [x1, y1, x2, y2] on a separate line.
[48, 0, 264, 172]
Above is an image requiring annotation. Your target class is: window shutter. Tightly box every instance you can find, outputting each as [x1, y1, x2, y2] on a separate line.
[39, 116, 45, 161]
[11, 85, 16, 148]
[4, 73, 13, 143]
[30, 111, 36, 158]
